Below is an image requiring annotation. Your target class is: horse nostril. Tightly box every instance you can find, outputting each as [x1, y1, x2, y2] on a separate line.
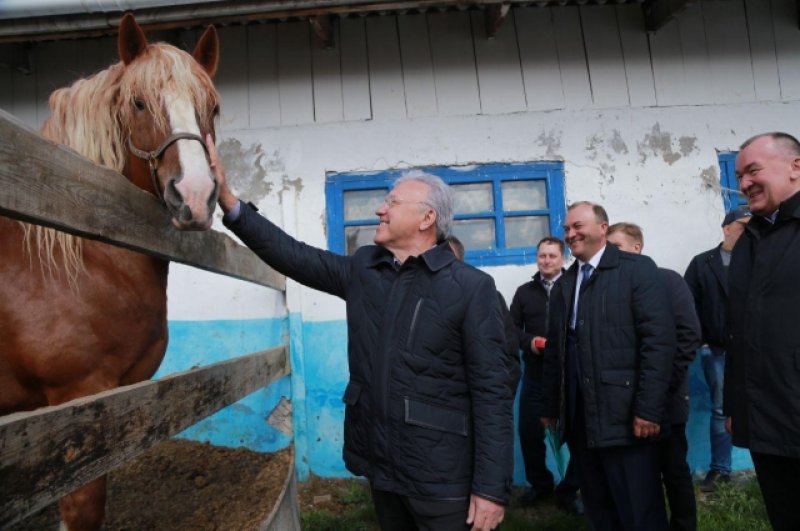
[164, 179, 182, 208]
[178, 204, 193, 224]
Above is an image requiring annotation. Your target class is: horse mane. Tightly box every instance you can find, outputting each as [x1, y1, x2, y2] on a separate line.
[28, 42, 220, 285]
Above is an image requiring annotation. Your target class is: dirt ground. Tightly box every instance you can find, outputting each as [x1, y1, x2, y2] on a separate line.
[11, 440, 292, 531]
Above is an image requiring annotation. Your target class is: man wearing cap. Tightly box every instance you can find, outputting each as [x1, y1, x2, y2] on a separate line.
[684, 205, 750, 492]
[726, 132, 800, 530]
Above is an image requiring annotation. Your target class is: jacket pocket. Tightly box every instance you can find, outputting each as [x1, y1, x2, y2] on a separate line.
[600, 369, 636, 426]
[342, 381, 362, 405]
[404, 397, 468, 436]
[600, 369, 635, 388]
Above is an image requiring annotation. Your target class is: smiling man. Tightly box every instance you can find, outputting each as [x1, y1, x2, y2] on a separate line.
[726, 132, 800, 531]
[541, 202, 675, 531]
[208, 137, 514, 531]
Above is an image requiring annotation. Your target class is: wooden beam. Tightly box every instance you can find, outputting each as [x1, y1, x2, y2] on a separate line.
[0, 346, 289, 527]
[310, 14, 334, 48]
[0, 109, 285, 291]
[0, 43, 31, 74]
[642, 0, 696, 32]
[484, 3, 510, 39]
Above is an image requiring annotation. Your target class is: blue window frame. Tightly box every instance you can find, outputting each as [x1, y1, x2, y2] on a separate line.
[325, 162, 566, 266]
[718, 152, 746, 211]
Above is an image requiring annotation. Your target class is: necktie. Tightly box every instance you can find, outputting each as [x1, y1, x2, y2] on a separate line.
[570, 264, 593, 329]
[542, 279, 553, 294]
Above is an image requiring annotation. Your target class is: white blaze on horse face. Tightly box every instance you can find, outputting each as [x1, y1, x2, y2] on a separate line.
[165, 91, 215, 228]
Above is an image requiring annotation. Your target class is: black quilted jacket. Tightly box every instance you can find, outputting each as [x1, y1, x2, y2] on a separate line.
[225, 201, 516, 504]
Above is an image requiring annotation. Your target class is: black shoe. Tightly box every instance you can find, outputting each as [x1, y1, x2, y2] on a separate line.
[700, 470, 730, 493]
[517, 488, 552, 506]
[557, 496, 584, 515]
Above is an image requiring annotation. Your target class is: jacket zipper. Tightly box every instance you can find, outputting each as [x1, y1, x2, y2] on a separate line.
[406, 298, 424, 350]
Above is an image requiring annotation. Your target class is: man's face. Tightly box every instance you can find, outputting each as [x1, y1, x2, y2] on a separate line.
[736, 136, 800, 215]
[374, 180, 433, 248]
[536, 242, 565, 279]
[607, 231, 642, 254]
[564, 204, 608, 262]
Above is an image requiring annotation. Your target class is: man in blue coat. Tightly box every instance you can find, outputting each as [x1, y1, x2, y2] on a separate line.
[208, 137, 514, 531]
[541, 202, 675, 531]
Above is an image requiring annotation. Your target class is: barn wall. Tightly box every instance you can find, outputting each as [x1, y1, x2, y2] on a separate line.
[3, 0, 799, 482]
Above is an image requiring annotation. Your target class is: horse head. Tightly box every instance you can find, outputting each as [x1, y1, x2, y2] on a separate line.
[117, 14, 220, 230]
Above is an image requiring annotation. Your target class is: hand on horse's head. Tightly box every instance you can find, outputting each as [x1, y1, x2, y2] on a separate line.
[206, 134, 238, 213]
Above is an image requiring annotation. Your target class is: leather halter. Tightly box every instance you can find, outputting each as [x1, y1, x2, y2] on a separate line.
[127, 132, 210, 200]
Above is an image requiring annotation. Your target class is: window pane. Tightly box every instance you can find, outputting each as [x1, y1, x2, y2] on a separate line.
[502, 180, 547, 211]
[453, 182, 493, 214]
[505, 216, 548, 249]
[344, 189, 385, 221]
[452, 219, 496, 250]
[345, 225, 377, 255]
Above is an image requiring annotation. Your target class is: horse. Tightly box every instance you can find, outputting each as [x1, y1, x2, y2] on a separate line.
[0, 14, 221, 531]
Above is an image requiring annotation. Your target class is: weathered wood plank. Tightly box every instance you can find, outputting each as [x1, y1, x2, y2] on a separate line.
[428, 11, 481, 116]
[702, 0, 754, 103]
[676, 4, 712, 105]
[278, 21, 315, 125]
[0, 346, 289, 528]
[471, 10, 526, 115]
[772, 0, 800, 100]
[551, 7, 592, 109]
[366, 15, 407, 120]
[248, 23, 282, 128]
[515, 6, 565, 112]
[397, 13, 438, 118]
[0, 109, 285, 290]
[580, 6, 629, 109]
[616, 4, 656, 108]
[744, 0, 781, 101]
[216, 25, 250, 131]
[340, 16, 371, 121]
[312, 20, 345, 123]
[648, 12, 686, 106]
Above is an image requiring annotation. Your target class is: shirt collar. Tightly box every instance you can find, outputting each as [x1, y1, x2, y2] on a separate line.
[577, 245, 606, 271]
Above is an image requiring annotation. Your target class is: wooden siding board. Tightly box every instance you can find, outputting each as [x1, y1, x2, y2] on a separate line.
[34, 40, 80, 130]
[771, 0, 800, 100]
[471, 10, 526, 115]
[551, 7, 592, 110]
[247, 23, 281, 128]
[10, 68, 37, 129]
[580, 6, 629, 108]
[311, 22, 345, 124]
[744, 0, 781, 101]
[216, 25, 250, 131]
[676, 4, 713, 105]
[366, 15, 406, 120]
[616, 5, 656, 107]
[648, 16, 687, 106]
[397, 14, 438, 118]
[428, 11, 481, 116]
[702, 1, 755, 103]
[340, 17, 371, 121]
[277, 21, 315, 126]
[514, 6, 565, 112]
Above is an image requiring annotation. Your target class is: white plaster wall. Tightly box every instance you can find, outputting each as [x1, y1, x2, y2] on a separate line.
[213, 100, 800, 318]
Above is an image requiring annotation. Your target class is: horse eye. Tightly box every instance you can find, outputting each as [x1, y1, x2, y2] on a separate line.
[212, 104, 220, 116]
[133, 98, 146, 111]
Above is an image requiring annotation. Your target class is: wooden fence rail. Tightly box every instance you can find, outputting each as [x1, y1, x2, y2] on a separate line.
[0, 346, 290, 528]
[0, 108, 284, 290]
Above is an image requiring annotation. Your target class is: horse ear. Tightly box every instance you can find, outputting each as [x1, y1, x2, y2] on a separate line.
[193, 25, 219, 77]
[118, 13, 148, 65]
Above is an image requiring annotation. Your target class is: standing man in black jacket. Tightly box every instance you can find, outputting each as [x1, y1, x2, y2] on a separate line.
[510, 237, 581, 514]
[541, 202, 675, 531]
[608, 222, 701, 531]
[726, 132, 800, 531]
[683, 206, 750, 493]
[207, 138, 514, 531]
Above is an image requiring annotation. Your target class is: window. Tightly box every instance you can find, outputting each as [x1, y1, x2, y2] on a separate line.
[718, 152, 746, 211]
[325, 162, 566, 266]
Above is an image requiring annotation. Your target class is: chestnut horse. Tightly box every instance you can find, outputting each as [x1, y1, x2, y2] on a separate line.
[0, 14, 220, 531]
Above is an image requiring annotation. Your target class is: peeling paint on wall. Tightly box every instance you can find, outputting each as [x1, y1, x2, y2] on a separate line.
[537, 129, 562, 160]
[218, 138, 279, 200]
[282, 176, 305, 193]
[610, 130, 628, 155]
[679, 135, 698, 156]
[699, 165, 720, 191]
[638, 123, 683, 165]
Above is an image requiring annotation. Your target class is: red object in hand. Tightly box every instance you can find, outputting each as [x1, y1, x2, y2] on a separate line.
[534, 337, 547, 350]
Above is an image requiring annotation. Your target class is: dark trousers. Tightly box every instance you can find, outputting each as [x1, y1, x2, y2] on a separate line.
[371, 488, 470, 531]
[750, 451, 800, 531]
[519, 374, 580, 502]
[565, 334, 667, 531]
[659, 423, 696, 531]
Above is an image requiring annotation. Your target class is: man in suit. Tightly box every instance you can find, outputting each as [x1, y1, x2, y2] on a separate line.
[684, 206, 750, 492]
[608, 222, 701, 531]
[541, 202, 675, 530]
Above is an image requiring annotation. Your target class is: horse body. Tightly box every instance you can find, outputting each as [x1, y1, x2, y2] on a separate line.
[0, 14, 221, 531]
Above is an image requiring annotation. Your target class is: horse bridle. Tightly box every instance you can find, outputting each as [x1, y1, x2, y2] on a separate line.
[127, 132, 210, 200]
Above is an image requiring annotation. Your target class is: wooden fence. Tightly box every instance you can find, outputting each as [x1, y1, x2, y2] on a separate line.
[0, 109, 289, 527]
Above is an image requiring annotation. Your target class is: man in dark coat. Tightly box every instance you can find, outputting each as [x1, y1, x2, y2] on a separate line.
[541, 202, 675, 531]
[608, 222, 701, 531]
[684, 206, 750, 492]
[510, 236, 582, 514]
[208, 139, 514, 531]
[726, 132, 800, 531]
